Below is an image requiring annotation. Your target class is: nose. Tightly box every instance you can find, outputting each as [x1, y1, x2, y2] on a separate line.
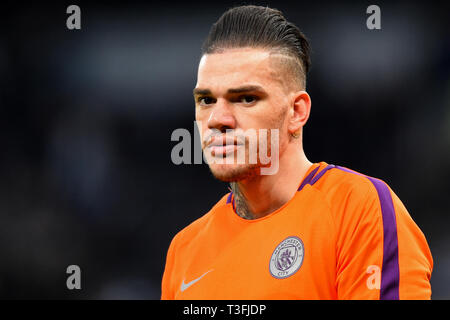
[207, 99, 236, 132]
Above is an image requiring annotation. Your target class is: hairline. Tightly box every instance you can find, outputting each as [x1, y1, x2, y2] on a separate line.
[201, 46, 306, 90]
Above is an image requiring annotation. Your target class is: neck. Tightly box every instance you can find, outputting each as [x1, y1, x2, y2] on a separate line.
[230, 145, 313, 220]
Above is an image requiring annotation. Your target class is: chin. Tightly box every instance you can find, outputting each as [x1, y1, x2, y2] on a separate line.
[208, 163, 260, 182]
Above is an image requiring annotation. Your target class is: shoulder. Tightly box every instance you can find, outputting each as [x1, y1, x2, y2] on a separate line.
[169, 193, 230, 249]
[311, 164, 396, 228]
[313, 164, 390, 205]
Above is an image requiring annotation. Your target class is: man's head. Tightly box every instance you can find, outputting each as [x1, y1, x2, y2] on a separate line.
[194, 5, 312, 182]
[202, 5, 311, 89]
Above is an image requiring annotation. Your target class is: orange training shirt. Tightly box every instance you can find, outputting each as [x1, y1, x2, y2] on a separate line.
[161, 162, 433, 299]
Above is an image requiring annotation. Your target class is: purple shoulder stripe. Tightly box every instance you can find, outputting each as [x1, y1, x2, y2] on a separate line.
[298, 164, 335, 191]
[226, 192, 233, 204]
[227, 192, 236, 211]
[297, 166, 320, 191]
[335, 166, 400, 300]
[309, 164, 336, 185]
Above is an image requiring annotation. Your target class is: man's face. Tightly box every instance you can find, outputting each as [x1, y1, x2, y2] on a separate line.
[194, 48, 293, 182]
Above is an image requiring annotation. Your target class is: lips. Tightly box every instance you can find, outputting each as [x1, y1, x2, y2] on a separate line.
[205, 136, 245, 156]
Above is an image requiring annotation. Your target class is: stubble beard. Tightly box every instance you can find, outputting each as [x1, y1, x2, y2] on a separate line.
[205, 134, 275, 183]
[208, 162, 260, 182]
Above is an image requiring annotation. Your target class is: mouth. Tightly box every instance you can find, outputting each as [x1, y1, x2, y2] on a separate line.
[205, 136, 245, 156]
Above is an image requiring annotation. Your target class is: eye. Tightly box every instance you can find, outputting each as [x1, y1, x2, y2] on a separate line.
[197, 96, 215, 105]
[239, 95, 258, 104]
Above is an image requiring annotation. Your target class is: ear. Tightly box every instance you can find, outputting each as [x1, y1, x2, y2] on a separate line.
[288, 91, 311, 135]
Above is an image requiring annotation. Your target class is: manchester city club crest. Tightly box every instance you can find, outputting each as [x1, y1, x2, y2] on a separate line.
[269, 236, 304, 279]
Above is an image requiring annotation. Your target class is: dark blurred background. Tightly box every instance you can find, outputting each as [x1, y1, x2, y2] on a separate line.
[1, 0, 449, 299]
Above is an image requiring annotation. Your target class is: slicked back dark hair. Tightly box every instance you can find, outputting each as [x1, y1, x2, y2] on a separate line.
[201, 5, 311, 88]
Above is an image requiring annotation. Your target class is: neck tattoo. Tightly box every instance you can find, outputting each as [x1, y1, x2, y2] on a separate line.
[229, 182, 255, 220]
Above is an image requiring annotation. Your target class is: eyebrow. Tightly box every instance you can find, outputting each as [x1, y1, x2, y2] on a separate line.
[193, 88, 212, 95]
[193, 85, 266, 96]
[227, 85, 266, 94]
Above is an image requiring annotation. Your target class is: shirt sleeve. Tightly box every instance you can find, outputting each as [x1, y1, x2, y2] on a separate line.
[161, 234, 178, 300]
[332, 177, 432, 300]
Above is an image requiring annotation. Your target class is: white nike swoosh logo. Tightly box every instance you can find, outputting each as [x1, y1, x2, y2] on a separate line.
[180, 269, 213, 292]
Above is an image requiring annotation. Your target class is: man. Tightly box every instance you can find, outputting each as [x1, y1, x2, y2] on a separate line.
[161, 5, 432, 299]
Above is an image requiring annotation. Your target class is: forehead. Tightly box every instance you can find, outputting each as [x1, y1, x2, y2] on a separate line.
[196, 48, 283, 91]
